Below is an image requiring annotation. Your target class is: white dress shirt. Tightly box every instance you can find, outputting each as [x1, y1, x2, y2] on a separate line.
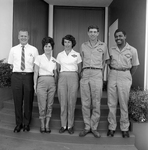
[8, 43, 39, 72]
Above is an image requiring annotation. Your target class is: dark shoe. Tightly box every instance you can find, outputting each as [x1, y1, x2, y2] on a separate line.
[59, 127, 66, 133]
[40, 127, 45, 133]
[122, 131, 130, 138]
[45, 128, 51, 133]
[91, 130, 101, 138]
[79, 129, 90, 137]
[68, 127, 74, 134]
[107, 130, 115, 137]
[23, 125, 30, 132]
[14, 124, 23, 133]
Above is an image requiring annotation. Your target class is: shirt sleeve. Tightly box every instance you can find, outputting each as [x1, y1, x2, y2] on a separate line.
[8, 48, 13, 65]
[77, 53, 82, 64]
[34, 55, 40, 66]
[56, 53, 61, 64]
[132, 48, 140, 66]
[34, 48, 39, 59]
[52, 58, 57, 70]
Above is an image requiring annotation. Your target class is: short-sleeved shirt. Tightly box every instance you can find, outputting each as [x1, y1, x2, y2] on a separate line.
[8, 43, 39, 72]
[34, 54, 57, 76]
[109, 43, 140, 69]
[80, 40, 109, 69]
[56, 49, 82, 72]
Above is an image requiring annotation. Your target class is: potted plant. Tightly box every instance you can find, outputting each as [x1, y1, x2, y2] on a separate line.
[128, 88, 148, 150]
[0, 60, 13, 109]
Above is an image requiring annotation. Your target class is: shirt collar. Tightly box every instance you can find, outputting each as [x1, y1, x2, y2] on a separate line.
[87, 40, 103, 48]
[43, 53, 53, 60]
[19, 43, 29, 48]
[112, 42, 131, 51]
[64, 49, 74, 55]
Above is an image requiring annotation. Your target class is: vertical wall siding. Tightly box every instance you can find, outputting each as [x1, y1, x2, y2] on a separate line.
[53, 6, 105, 57]
[13, 0, 49, 54]
[108, 0, 146, 88]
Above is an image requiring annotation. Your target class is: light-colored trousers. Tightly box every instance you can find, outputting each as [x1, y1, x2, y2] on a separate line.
[107, 70, 132, 131]
[58, 72, 78, 128]
[80, 69, 103, 131]
[37, 76, 56, 119]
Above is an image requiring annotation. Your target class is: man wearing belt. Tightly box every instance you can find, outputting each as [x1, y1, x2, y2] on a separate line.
[107, 29, 139, 138]
[79, 25, 109, 138]
[8, 30, 38, 132]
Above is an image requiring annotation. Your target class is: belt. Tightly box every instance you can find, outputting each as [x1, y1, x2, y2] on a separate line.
[39, 75, 53, 77]
[13, 72, 33, 75]
[83, 67, 102, 70]
[110, 67, 130, 71]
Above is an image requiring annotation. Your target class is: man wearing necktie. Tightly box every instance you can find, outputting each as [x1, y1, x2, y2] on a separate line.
[8, 30, 39, 132]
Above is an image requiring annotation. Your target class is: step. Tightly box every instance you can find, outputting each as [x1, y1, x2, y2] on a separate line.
[0, 120, 136, 147]
[0, 107, 124, 131]
[3, 100, 121, 117]
[0, 91, 137, 150]
[33, 91, 108, 105]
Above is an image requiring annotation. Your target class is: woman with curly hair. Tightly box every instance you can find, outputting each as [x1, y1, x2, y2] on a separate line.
[57, 35, 82, 134]
[34, 37, 57, 133]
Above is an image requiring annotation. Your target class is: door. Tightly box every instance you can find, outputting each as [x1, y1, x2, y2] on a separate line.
[107, 19, 118, 76]
[53, 6, 105, 57]
[109, 19, 118, 49]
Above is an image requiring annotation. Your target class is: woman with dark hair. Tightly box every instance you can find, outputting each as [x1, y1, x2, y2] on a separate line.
[57, 34, 82, 134]
[34, 37, 57, 133]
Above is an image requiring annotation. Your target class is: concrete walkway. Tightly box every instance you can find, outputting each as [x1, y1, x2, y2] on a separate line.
[0, 134, 137, 150]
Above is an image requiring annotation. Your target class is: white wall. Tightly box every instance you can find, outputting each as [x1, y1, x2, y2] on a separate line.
[144, 0, 148, 90]
[0, 0, 13, 62]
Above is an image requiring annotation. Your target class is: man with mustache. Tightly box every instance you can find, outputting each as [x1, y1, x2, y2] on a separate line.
[107, 29, 139, 138]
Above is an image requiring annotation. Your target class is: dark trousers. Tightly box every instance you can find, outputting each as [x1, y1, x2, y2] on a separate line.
[11, 73, 34, 126]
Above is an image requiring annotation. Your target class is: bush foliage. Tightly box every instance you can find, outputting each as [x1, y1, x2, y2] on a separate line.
[129, 88, 148, 122]
[0, 62, 12, 88]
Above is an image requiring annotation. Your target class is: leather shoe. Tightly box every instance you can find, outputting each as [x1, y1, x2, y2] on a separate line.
[107, 130, 115, 137]
[23, 125, 30, 132]
[122, 131, 130, 138]
[14, 124, 23, 133]
[59, 127, 66, 133]
[91, 130, 101, 138]
[79, 129, 90, 137]
[68, 127, 74, 134]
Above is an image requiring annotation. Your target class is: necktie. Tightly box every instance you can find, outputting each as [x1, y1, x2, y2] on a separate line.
[21, 46, 25, 71]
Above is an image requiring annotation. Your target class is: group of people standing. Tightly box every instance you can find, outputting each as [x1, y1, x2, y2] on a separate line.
[8, 25, 139, 139]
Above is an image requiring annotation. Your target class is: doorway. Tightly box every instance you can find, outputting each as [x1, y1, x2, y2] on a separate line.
[53, 6, 105, 57]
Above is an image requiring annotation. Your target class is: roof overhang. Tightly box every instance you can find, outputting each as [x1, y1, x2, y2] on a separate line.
[44, 0, 113, 7]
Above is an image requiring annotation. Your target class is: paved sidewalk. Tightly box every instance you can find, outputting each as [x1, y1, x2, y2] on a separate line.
[0, 134, 137, 150]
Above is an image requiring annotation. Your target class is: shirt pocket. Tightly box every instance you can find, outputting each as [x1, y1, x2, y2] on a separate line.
[122, 53, 132, 66]
[92, 48, 103, 61]
[27, 53, 34, 64]
[70, 54, 78, 63]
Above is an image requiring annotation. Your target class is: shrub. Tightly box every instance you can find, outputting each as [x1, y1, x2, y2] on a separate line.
[128, 88, 148, 123]
[0, 62, 12, 88]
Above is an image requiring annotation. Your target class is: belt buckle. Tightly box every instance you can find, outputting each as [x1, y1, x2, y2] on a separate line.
[21, 72, 27, 75]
